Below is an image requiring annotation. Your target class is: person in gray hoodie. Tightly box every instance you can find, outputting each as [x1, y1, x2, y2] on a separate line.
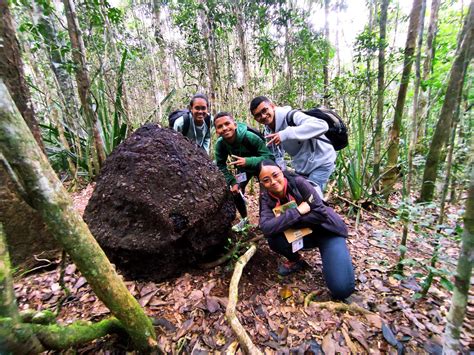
[250, 96, 336, 196]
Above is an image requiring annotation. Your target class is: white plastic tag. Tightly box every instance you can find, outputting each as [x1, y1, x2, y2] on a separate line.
[235, 172, 247, 183]
[292, 238, 304, 253]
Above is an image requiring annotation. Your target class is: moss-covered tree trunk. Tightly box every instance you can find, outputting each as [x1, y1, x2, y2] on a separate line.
[381, 0, 422, 196]
[0, 224, 45, 353]
[419, 3, 473, 202]
[443, 140, 474, 353]
[415, 0, 440, 153]
[407, 0, 426, 194]
[0, 81, 157, 351]
[62, 0, 106, 172]
[0, 0, 44, 152]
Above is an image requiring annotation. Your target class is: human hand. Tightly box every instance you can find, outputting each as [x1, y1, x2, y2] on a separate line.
[228, 155, 247, 167]
[230, 184, 240, 194]
[265, 133, 281, 146]
[297, 201, 310, 215]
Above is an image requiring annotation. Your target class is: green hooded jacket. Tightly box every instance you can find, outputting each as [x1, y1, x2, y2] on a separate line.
[215, 122, 275, 186]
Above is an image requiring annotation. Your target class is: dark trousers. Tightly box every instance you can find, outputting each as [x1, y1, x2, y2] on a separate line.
[267, 233, 355, 300]
[233, 179, 250, 219]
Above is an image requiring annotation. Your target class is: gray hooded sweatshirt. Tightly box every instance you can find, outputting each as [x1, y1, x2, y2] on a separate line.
[269, 106, 336, 176]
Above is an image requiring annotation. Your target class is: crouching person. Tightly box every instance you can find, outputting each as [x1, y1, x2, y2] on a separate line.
[258, 159, 355, 300]
[214, 112, 274, 231]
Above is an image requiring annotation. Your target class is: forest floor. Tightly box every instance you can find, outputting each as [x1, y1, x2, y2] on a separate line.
[13, 183, 473, 354]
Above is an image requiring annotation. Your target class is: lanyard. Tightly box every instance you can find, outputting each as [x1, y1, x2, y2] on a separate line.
[191, 118, 207, 147]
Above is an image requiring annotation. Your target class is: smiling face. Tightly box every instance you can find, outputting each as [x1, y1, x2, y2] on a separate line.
[214, 115, 237, 142]
[252, 101, 276, 128]
[190, 98, 209, 126]
[259, 165, 285, 197]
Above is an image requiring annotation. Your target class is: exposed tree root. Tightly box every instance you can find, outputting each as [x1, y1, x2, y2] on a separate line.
[0, 316, 126, 351]
[225, 244, 263, 355]
[306, 300, 373, 315]
[303, 290, 323, 308]
[200, 234, 263, 269]
[20, 309, 56, 325]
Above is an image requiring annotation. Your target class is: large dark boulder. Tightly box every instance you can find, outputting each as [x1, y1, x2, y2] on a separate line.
[84, 124, 236, 281]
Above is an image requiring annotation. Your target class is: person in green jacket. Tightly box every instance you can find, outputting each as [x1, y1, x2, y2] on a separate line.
[214, 112, 275, 231]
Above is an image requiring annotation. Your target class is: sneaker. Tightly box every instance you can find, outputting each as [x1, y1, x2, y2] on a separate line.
[277, 258, 309, 276]
[232, 217, 248, 232]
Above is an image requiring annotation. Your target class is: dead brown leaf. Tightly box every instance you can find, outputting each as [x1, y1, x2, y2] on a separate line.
[322, 332, 336, 355]
[138, 289, 158, 307]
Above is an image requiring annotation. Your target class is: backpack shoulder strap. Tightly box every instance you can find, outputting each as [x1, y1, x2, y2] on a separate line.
[285, 109, 300, 126]
[204, 115, 211, 137]
[182, 112, 191, 136]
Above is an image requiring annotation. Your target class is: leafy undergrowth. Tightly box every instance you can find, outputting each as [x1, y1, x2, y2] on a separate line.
[14, 184, 473, 354]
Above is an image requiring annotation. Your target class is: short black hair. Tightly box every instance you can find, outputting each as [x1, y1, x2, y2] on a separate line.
[257, 159, 280, 177]
[190, 93, 209, 108]
[214, 111, 234, 124]
[250, 96, 271, 114]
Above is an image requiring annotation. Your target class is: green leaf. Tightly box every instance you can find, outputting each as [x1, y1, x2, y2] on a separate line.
[439, 277, 454, 291]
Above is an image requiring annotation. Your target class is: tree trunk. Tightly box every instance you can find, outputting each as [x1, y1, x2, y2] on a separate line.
[235, 1, 251, 121]
[419, 3, 473, 202]
[153, 0, 171, 97]
[372, 0, 389, 191]
[407, 0, 427, 194]
[415, 0, 441, 152]
[0, 81, 158, 351]
[366, 0, 374, 129]
[62, 0, 106, 172]
[443, 140, 474, 353]
[323, 0, 330, 106]
[199, 0, 218, 111]
[0, 224, 20, 322]
[0, 0, 44, 152]
[381, 0, 423, 196]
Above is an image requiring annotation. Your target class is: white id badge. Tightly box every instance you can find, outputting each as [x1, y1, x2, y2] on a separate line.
[235, 172, 247, 184]
[276, 157, 287, 171]
[292, 238, 304, 253]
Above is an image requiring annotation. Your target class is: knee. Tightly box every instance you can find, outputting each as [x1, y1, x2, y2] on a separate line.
[325, 265, 356, 300]
[329, 281, 355, 300]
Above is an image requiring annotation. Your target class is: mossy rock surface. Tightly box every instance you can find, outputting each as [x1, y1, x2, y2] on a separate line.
[84, 124, 235, 281]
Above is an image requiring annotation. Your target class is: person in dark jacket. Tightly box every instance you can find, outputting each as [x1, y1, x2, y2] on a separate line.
[215, 112, 275, 231]
[258, 159, 354, 300]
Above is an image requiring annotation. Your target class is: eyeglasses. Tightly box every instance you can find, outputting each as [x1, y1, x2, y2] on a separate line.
[253, 106, 270, 120]
[192, 106, 207, 111]
[260, 171, 282, 184]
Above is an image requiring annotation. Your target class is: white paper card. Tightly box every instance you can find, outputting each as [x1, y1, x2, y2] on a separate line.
[235, 172, 247, 183]
[292, 238, 304, 253]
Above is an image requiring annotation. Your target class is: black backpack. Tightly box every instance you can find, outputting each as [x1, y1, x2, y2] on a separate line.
[285, 107, 348, 151]
[168, 109, 211, 136]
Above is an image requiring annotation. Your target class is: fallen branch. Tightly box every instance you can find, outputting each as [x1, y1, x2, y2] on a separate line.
[225, 244, 262, 355]
[333, 194, 392, 222]
[306, 301, 373, 315]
